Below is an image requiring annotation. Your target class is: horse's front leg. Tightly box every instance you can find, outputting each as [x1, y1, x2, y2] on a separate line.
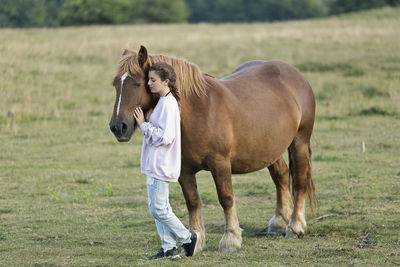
[178, 169, 205, 253]
[210, 158, 242, 252]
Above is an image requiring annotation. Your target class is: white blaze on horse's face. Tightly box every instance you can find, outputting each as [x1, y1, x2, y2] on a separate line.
[116, 72, 129, 117]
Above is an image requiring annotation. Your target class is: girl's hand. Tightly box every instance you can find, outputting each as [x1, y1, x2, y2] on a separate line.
[133, 107, 145, 126]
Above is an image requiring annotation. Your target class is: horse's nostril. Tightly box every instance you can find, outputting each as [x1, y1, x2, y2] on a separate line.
[110, 122, 129, 139]
[121, 122, 128, 135]
[110, 123, 122, 137]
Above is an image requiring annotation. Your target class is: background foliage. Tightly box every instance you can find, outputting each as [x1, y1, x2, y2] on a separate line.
[0, 0, 399, 27]
[328, 0, 400, 14]
[186, 0, 329, 22]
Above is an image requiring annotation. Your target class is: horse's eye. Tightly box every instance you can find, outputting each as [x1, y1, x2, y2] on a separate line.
[134, 83, 141, 88]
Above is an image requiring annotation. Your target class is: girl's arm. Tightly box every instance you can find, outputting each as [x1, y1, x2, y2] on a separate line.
[137, 102, 177, 147]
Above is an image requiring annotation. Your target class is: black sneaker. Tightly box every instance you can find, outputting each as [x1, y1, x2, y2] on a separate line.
[148, 247, 177, 260]
[181, 232, 200, 256]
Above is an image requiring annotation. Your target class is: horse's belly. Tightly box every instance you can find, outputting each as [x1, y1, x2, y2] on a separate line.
[230, 144, 286, 174]
[230, 117, 298, 174]
[231, 158, 274, 174]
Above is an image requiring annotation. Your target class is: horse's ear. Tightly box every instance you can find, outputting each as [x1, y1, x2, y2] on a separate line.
[138, 45, 150, 70]
[122, 49, 136, 57]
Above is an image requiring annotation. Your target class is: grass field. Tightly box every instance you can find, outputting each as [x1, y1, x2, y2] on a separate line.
[1, 7, 400, 266]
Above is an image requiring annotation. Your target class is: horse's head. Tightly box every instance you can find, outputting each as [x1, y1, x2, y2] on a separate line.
[109, 45, 155, 142]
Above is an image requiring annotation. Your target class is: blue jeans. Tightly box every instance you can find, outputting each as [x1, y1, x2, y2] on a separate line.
[147, 176, 191, 252]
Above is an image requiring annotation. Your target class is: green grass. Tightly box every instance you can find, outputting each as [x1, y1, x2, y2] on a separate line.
[1, 7, 400, 266]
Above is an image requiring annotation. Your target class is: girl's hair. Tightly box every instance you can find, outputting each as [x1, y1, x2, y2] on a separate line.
[149, 62, 180, 101]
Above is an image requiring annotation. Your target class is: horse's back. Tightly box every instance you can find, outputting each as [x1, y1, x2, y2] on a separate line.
[220, 60, 306, 118]
[222, 60, 315, 130]
[223, 60, 312, 96]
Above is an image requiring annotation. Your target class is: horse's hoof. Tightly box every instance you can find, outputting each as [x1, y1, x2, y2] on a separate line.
[268, 215, 289, 235]
[195, 231, 206, 253]
[218, 229, 242, 252]
[285, 227, 304, 238]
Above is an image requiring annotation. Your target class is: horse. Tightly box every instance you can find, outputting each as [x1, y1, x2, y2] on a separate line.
[109, 45, 316, 253]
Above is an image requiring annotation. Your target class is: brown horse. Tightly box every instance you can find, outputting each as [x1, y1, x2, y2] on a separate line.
[109, 45, 316, 252]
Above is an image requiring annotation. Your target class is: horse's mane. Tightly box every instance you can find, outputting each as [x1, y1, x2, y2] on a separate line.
[117, 53, 207, 97]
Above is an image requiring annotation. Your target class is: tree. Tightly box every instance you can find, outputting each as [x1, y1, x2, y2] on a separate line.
[186, 0, 328, 23]
[137, 0, 188, 23]
[44, 0, 67, 27]
[328, 0, 389, 14]
[59, 0, 188, 25]
[187, 0, 249, 23]
[0, 0, 47, 27]
[59, 0, 132, 26]
[387, 0, 400, 5]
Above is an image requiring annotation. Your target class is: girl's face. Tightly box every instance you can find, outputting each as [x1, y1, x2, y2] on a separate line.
[148, 71, 169, 96]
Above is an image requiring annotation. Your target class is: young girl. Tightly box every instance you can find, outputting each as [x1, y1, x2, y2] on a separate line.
[133, 62, 200, 260]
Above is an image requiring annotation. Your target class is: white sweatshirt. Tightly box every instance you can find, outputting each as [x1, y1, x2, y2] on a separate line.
[139, 95, 181, 182]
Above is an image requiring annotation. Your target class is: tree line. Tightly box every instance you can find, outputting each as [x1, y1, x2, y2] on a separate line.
[0, 0, 399, 28]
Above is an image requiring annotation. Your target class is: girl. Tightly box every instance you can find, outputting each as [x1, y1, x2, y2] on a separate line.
[133, 62, 200, 260]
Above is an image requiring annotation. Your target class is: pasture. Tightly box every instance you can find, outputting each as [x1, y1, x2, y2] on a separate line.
[1, 7, 399, 266]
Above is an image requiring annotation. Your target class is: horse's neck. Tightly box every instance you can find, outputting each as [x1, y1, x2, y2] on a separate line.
[179, 76, 230, 119]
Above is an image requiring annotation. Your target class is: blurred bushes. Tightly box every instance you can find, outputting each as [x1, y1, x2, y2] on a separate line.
[0, 0, 399, 27]
[0, 0, 64, 27]
[59, 0, 188, 25]
[328, 0, 400, 14]
[187, 0, 329, 23]
[59, 0, 132, 25]
[0, 0, 188, 27]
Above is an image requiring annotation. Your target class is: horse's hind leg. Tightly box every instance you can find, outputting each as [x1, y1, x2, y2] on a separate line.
[286, 137, 314, 238]
[210, 158, 242, 252]
[267, 157, 293, 236]
[178, 169, 205, 252]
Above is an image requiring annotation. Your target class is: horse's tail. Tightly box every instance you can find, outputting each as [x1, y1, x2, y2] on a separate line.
[288, 144, 316, 216]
